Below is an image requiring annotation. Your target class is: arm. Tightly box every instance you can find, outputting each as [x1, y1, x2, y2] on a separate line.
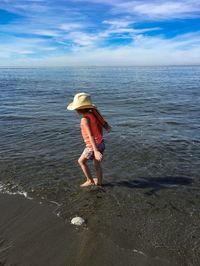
[81, 117, 103, 161]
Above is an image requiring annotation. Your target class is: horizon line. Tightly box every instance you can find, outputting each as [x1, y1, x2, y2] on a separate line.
[0, 64, 200, 69]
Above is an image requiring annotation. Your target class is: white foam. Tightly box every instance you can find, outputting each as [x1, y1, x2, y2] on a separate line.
[48, 200, 61, 207]
[0, 182, 32, 200]
[133, 249, 147, 256]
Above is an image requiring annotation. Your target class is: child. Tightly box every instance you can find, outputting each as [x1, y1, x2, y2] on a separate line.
[67, 92, 111, 187]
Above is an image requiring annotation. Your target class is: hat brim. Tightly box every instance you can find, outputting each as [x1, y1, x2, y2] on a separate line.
[67, 103, 96, 110]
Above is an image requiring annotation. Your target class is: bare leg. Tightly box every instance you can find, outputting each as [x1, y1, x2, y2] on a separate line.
[93, 159, 103, 186]
[78, 152, 94, 187]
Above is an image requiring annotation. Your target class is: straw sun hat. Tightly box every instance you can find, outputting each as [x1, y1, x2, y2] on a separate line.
[67, 92, 96, 110]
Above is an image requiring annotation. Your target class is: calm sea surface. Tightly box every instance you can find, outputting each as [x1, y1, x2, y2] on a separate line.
[0, 66, 200, 264]
[1, 66, 200, 186]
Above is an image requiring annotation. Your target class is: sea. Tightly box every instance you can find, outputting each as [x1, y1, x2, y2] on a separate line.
[0, 66, 200, 264]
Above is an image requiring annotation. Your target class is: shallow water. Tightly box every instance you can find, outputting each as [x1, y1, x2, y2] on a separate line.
[1, 66, 200, 265]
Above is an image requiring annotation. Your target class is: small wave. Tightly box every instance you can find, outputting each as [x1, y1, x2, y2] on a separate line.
[0, 182, 32, 200]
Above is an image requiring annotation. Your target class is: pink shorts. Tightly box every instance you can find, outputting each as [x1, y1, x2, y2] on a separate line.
[83, 141, 105, 160]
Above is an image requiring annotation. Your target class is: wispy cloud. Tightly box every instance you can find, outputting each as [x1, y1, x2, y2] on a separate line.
[103, 18, 160, 36]
[1, 31, 200, 66]
[116, 0, 200, 19]
[0, 0, 200, 66]
[76, 0, 200, 20]
[0, 37, 57, 59]
[60, 18, 160, 48]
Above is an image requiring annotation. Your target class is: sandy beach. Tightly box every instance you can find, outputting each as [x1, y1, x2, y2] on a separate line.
[1, 177, 200, 266]
[0, 193, 148, 266]
[0, 193, 81, 266]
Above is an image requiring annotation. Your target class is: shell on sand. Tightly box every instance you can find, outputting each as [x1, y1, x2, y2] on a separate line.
[71, 216, 85, 226]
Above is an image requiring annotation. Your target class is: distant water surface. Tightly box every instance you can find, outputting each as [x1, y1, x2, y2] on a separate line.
[1, 66, 199, 186]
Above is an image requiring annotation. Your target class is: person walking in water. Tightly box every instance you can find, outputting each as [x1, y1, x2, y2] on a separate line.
[67, 92, 111, 187]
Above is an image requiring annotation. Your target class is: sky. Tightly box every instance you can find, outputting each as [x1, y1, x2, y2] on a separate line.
[0, 0, 200, 66]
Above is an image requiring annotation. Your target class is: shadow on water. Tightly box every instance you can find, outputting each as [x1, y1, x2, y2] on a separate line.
[104, 176, 194, 195]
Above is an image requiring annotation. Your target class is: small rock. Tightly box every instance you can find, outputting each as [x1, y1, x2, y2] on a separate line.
[71, 216, 85, 226]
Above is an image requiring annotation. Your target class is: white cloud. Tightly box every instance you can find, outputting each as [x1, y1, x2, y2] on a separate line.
[75, 0, 200, 20]
[1, 31, 200, 66]
[33, 29, 61, 37]
[3, 45, 199, 67]
[103, 18, 160, 37]
[103, 18, 134, 28]
[60, 23, 86, 31]
[60, 18, 161, 48]
[117, 0, 200, 19]
[0, 0, 199, 66]
[0, 37, 57, 58]
[0, 0, 51, 15]
[66, 31, 99, 46]
[1, 0, 200, 22]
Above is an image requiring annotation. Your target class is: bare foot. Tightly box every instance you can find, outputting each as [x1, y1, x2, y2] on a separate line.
[93, 178, 98, 185]
[80, 180, 95, 187]
[93, 178, 102, 186]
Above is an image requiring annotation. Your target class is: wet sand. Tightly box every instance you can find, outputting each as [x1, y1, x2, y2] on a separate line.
[0, 193, 146, 266]
[1, 176, 200, 266]
[0, 193, 81, 266]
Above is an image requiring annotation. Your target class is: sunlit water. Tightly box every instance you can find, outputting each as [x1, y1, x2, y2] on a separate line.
[1, 66, 200, 264]
[1, 66, 199, 184]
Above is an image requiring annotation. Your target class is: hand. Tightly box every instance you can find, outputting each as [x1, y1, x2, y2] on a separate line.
[94, 150, 103, 161]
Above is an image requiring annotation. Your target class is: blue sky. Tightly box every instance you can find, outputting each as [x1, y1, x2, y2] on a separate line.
[0, 0, 200, 66]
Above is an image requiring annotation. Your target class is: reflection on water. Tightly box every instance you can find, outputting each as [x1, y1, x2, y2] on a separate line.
[0, 66, 200, 195]
[1, 66, 200, 186]
[0, 66, 200, 263]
